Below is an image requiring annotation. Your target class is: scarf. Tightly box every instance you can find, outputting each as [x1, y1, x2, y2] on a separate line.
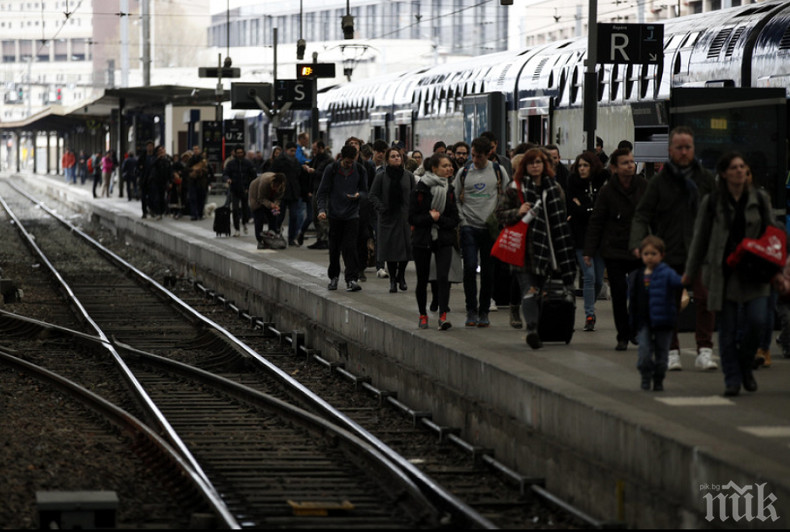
[667, 160, 699, 214]
[385, 164, 405, 212]
[420, 171, 448, 241]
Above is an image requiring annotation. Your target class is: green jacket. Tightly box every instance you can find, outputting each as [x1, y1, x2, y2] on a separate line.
[685, 188, 775, 312]
[628, 161, 715, 266]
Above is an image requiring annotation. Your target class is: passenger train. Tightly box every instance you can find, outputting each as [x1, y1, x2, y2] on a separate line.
[307, 0, 789, 201]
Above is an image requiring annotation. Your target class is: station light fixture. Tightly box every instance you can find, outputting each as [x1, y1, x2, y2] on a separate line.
[342, 14, 355, 39]
[297, 39, 306, 61]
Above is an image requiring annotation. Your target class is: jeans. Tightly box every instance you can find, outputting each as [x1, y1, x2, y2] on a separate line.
[513, 270, 546, 327]
[300, 196, 314, 235]
[414, 245, 452, 315]
[253, 207, 280, 241]
[230, 190, 249, 231]
[277, 199, 302, 242]
[328, 217, 360, 282]
[759, 290, 778, 350]
[148, 179, 168, 216]
[461, 225, 495, 314]
[636, 325, 673, 383]
[718, 297, 769, 388]
[576, 249, 604, 318]
[604, 257, 642, 342]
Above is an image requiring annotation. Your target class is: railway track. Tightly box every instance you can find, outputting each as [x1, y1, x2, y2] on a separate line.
[0, 178, 496, 528]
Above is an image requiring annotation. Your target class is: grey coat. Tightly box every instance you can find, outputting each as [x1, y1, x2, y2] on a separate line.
[370, 168, 416, 262]
[685, 187, 776, 312]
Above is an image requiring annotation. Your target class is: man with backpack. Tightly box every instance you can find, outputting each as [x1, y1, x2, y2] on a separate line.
[457, 136, 509, 328]
[316, 144, 368, 293]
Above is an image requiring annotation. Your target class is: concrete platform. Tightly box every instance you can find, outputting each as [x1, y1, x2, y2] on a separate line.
[7, 171, 790, 528]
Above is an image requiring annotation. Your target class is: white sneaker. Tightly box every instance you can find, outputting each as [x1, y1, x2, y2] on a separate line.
[377, 268, 389, 279]
[233, 231, 240, 237]
[489, 302, 498, 312]
[695, 347, 718, 371]
[668, 350, 682, 371]
[242, 225, 248, 235]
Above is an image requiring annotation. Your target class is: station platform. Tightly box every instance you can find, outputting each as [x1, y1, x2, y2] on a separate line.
[6, 170, 790, 528]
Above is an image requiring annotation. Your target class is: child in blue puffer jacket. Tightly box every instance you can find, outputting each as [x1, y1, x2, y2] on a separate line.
[628, 236, 686, 391]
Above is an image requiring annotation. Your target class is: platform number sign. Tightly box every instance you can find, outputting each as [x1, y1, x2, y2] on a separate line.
[597, 23, 664, 65]
[224, 119, 245, 146]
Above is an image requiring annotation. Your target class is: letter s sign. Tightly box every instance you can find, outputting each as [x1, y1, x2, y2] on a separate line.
[294, 83, 306, 101]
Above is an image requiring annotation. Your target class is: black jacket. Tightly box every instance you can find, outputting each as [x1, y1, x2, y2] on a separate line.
[316, 161, 369, 220]
[566, 170, 608, 249]
[270, 154, 302, 202]
[150, 156, 173, 184]
[584, 175, 648, 261]
[408, 181, 460, 249]
[223, 157, 257, 195]
[309, 151, 333, 193]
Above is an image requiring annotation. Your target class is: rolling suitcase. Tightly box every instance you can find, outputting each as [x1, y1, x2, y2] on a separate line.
[538, 276, 576, 344]
[213, 206, 232, 237]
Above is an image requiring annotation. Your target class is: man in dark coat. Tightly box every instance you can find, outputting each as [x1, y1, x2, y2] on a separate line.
[305, 140, 333, 249]
[316, 144, 368, 292]
[223, 144, 257, 236]
[629, 126, 717, 372]
[271, 142, 305, 246]
[136, 141, 156, 218]
[149, 145, 173, 220]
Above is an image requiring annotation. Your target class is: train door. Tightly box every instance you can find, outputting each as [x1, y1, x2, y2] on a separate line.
[518, 96, 551, 145]
[370, 112, 388, 143]
[462, 93, 506, 152]
[394, 110, 413, 151]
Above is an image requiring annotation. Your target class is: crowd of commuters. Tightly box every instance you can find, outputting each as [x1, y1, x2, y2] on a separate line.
[62, 125, 789, 397]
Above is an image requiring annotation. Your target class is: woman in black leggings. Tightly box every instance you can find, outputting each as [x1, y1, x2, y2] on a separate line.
[409, 153, 459, 330]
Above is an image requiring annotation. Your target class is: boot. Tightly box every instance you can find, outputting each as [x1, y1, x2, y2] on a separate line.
[509, 304, 523, 329]
[389, 279, 398, 293]
[762, 349, 772, 368]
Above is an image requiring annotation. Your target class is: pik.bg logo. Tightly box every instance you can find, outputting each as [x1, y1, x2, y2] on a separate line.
[701, 481, 780, 522]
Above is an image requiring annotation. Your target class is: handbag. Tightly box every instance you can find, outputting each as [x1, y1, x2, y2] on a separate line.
[490, 182, 540, 267]
[262, 230, 287, 250]
[726, 225, 786, 283]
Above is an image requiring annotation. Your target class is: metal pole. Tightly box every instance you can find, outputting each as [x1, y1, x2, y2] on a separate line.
[26, 59, 31, 118]
[583, 0, 598, 152]
[311, 52, 319, 143]
[273, 27, 278, 86]
[215, 53, 223, 122]
[142, 0, 150, 86]
[120, 0, 129, 87]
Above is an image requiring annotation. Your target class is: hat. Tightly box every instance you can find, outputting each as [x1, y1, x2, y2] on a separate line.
[391, 140, 405, 149]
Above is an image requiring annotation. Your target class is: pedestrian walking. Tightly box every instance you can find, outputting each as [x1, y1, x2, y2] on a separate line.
[628, 236, 685, 391]
[370, 148, 415, 292]
[223, 145, 256, 236]
[585, 148, 647, 351]
[630, 126, 718, 370]
[683, 152, 780, 396]
[410, 153, 459, 330]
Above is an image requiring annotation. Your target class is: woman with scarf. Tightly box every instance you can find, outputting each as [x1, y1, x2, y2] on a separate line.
[409, 153, 460, 330]
[497, 148, 577, 349]
[370, 148, 416, 292]
[567, 151, 609, 331]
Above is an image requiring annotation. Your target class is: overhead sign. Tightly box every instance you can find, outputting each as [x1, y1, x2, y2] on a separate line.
[224, 118, 246, 145]
[275, 80, 313, 110]
[198, 67, 241, 78]
[230, 82, 272, 109]
[296, 63, 336, 79]
[597, 23, 664, 65]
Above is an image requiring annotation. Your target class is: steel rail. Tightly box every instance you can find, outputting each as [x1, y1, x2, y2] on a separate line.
[0, 189, 240, 529]
[7, 178, 497, 528]
[0, 348, 237, 529]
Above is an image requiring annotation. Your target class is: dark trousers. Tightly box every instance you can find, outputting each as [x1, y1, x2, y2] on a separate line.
[460, 226, 495, 314]
[229, 190, 249, 231]
[668, 264, 715, 352]
[604, 258, 642, 342]
[140, 178, 150, 216]
[312, 195, 329, 242]
[124, 173, 137, 200]
[188, 182, 206, 219]
[719, 297, 769, 388]
[300, 196, 314, 235]
[414, 245, 452, 315]
[387, 261, 408, 282]
[357, 214, 372, 273]
[253, 207, 280, 241]
[277, 199, 301, 242]
[328, 218, 360, 282]
[149, 179, 168, 216]
[92, 172, 101, 198]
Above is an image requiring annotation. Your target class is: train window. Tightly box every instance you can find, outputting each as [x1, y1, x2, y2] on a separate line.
[611, 65, 620, 101]
[597, 67, 605, 102]
[557, 69, 567, 105]
[639, 65, 649, 99]
[654, 61, 664, 100]
[570, 66, 580, 104]
[625, 65, 634, 100]
[779, 25, 790, 50]
[548, 71, 555, 88]
[673, 53, 682, 75]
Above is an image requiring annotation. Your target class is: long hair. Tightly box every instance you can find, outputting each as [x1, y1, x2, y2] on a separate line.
[716, 151, 750, 200]
[513, 148, 554, 184]
[384, 147, 403, 168]
[571, 151, 603, 177]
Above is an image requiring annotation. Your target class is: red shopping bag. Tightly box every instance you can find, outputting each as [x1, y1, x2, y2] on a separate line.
[491, 220, 529, 267]
[726, 225, 787, 283]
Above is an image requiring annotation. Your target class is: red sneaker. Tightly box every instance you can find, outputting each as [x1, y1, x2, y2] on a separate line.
[438, 312, 452, 331]
[418, 315, 429, 329]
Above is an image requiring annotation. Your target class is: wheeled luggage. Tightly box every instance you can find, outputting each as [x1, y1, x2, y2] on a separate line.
[213, 206, 232, 237]
[538, 277, 576, 344]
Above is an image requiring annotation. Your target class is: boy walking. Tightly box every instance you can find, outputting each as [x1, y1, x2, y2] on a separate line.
[629, 236, 686, 391]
